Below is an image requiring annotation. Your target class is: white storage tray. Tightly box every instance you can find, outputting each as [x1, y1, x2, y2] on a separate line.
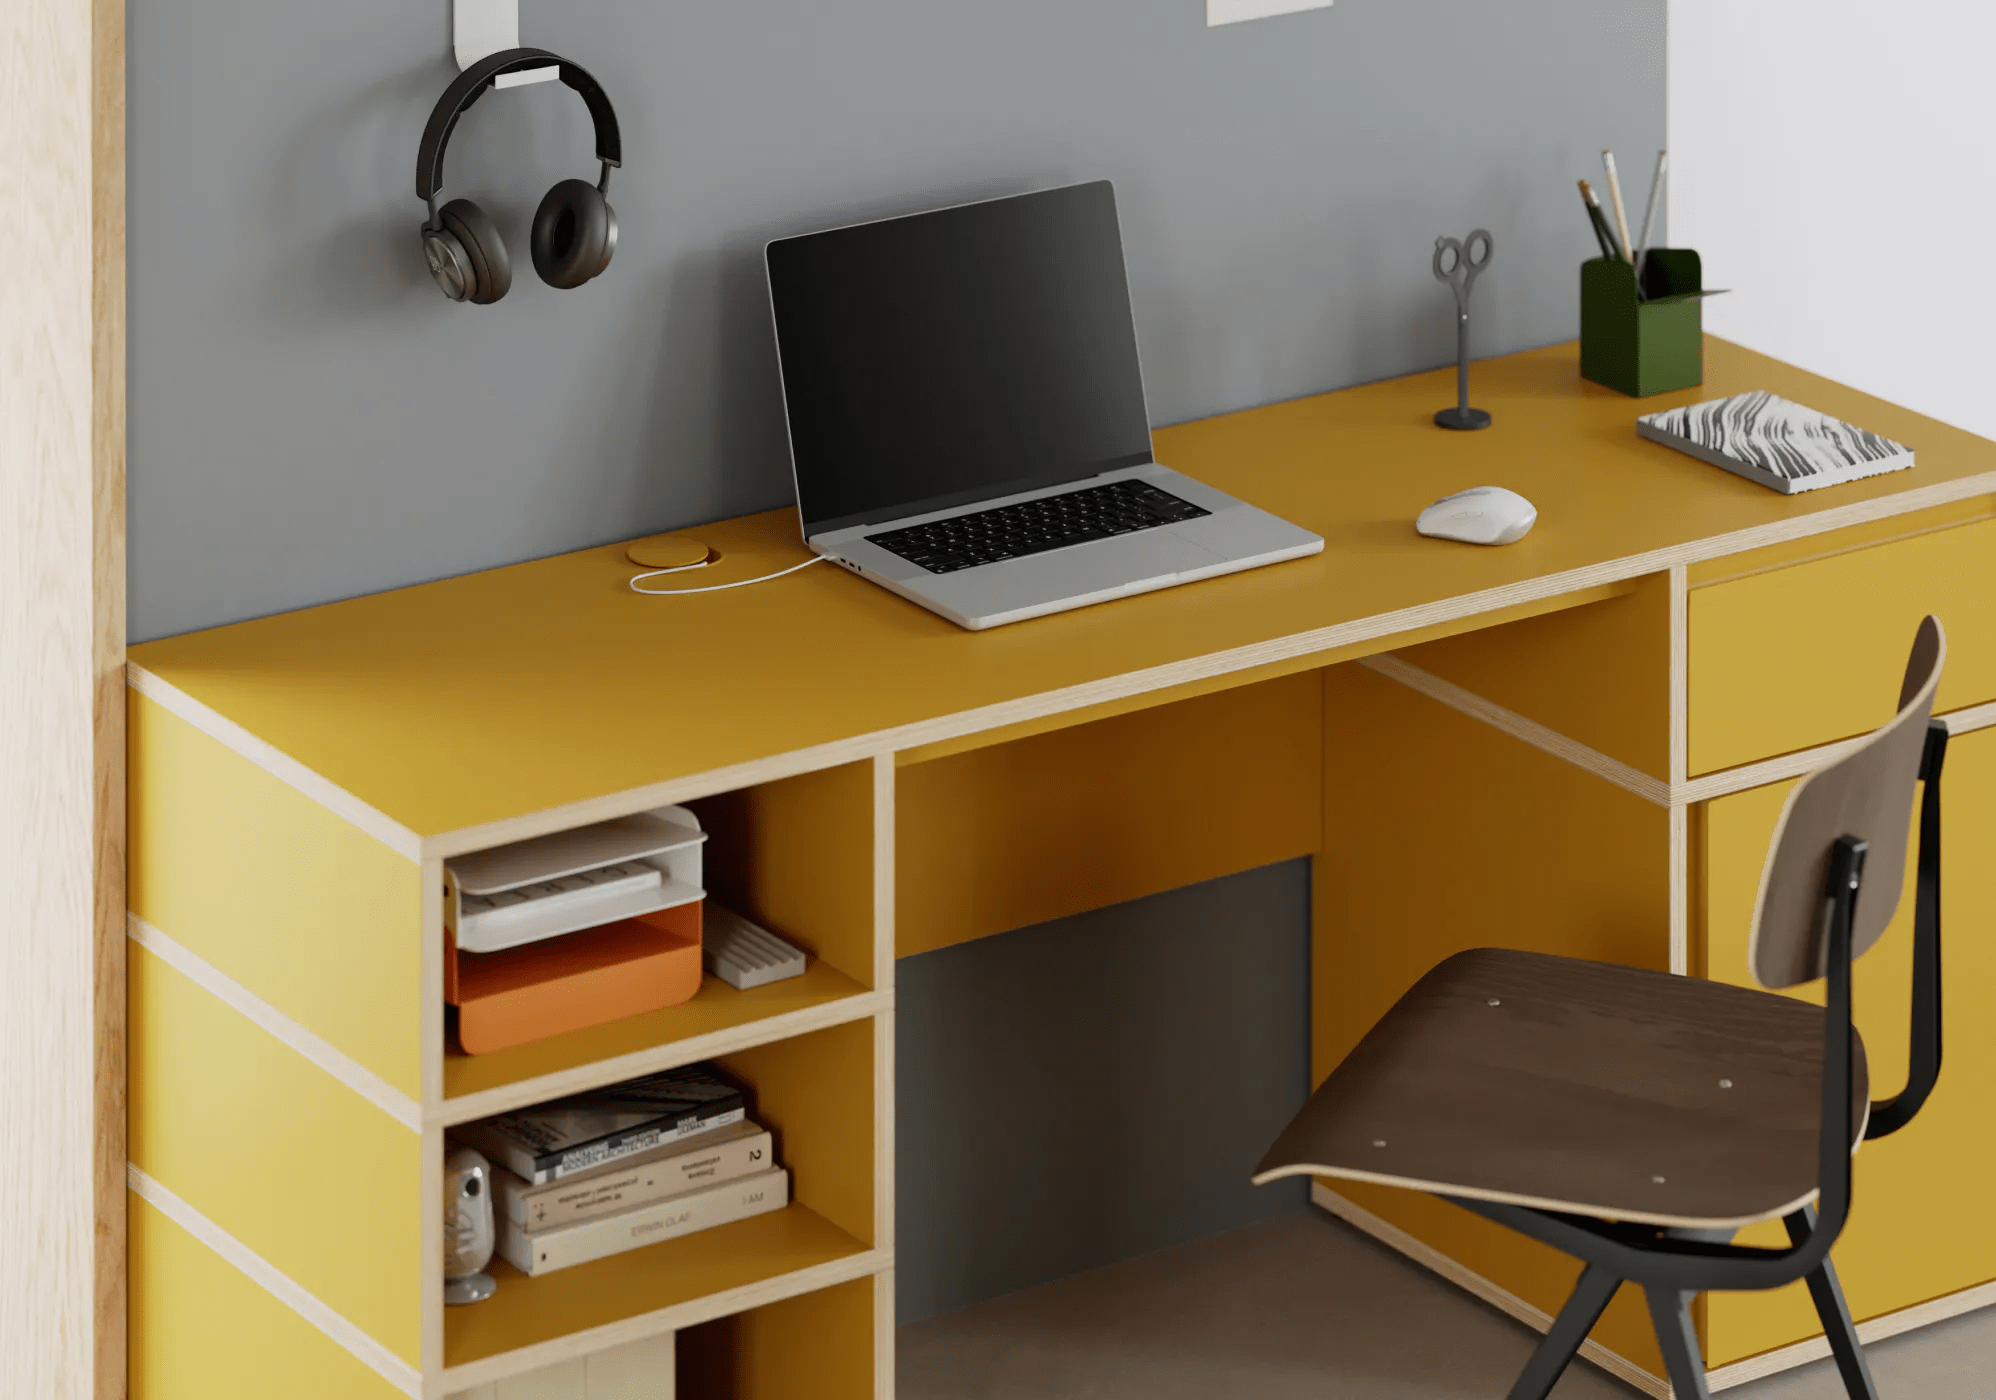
[447, 806, 707, 955]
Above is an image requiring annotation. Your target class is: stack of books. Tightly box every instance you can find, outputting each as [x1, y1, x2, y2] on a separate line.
[452, 1064, 787, 1277]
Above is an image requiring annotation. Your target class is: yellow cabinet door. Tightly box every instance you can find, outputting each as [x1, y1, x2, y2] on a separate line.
[1697, 727, 1996, 1368]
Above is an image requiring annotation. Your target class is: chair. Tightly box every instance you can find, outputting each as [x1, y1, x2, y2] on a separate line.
[1255, 618, 1951, 1400]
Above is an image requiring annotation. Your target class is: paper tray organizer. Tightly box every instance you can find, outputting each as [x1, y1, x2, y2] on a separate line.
[444, 807, 709, 1055]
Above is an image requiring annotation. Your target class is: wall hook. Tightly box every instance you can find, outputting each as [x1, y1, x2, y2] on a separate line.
[453, 0, 558, 87]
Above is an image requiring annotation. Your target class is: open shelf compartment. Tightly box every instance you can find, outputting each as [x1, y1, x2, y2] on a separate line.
[441, 961, 876, 1116]
[439, 758, 884, 1113]
[443, 1014, 885, 1382]
[443, 1202, 875, 1371]
[676, 1272, 883, 1400]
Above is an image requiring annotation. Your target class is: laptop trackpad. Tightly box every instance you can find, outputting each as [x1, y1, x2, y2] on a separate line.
[927, 530, 1225, 616]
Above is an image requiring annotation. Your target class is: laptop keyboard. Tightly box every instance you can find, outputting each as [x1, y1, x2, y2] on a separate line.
[866, 478, 1212, 574]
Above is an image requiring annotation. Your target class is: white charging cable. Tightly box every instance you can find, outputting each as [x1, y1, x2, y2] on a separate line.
[629, 553, 829, 596]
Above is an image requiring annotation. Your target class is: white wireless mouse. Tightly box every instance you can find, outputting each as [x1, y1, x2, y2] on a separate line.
[1416, 486, 1538, 546]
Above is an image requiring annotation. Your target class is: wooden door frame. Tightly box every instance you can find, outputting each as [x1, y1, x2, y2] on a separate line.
[1, 0, 127, 1395]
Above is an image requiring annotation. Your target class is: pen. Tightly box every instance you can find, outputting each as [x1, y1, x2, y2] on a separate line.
[1634, 150, 1668, 284]
[1601, 150, 1635, 264]
[1577, 181, 1620, 263]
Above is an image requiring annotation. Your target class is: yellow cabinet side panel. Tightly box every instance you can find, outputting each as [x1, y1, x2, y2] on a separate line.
[720, 1017, 877, 1248]
[896, 671, 1322, 958]
[1699, 731, 1996, 1367]
[129, 945, 422, 1365]
[127, 692, 422, 1098]
[1688, 518, 1996, 776]
[130, 1192, 406, 1400]
[1392, 573, 1671, 779]
[694, 760, 876, 989]
[1316, 664, 1673, 1375]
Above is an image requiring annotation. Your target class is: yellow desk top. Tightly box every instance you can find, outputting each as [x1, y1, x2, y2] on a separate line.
[130, 340, 1996, 846]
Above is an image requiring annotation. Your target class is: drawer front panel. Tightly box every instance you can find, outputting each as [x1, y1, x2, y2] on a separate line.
[1689, 517, 1996, 775]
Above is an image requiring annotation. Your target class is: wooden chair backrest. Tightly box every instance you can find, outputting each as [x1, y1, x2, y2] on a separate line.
[1749, 617, 1946, 990]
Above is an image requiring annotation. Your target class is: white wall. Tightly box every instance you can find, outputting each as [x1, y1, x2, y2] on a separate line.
[1670, 2, 1996, 441]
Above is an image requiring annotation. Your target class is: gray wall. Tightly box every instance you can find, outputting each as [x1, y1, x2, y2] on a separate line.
[130, 0, 1664, 642]
[896, 861, 1312, 1325]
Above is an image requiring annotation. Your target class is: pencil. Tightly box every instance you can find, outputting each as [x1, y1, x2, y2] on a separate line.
[1601, 150, 1635, 263]
[1634, 150, 1668, 282]
[1576, 180, 1619, 262]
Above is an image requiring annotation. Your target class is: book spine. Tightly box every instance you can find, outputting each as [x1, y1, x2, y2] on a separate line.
[497, 1168, 790, 1276]
[533, 1105, 747, 1184]
[503, 1126, 774, 1230]
[446, 1124, 541, 1183]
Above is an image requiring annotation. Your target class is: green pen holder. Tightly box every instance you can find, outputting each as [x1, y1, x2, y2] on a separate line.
[1580, 249, 1703, 397]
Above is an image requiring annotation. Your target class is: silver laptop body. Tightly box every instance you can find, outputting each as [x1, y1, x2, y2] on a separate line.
[766, 181, 1322, 632]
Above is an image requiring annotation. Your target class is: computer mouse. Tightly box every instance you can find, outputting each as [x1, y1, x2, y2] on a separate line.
[1415, 486, 1537, 546]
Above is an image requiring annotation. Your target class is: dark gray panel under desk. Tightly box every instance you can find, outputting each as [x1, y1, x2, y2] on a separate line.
[895, 859, 1311, 1325]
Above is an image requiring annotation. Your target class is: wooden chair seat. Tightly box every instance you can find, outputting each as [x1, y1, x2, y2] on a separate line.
[1255, 947, 1870, 1230]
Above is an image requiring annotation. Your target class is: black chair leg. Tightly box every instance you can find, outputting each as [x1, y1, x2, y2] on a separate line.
[1644, 1287, 1713, 1400]
[1505, 1263, 1622, 1400]
[1785, 1208, 1881, 1400]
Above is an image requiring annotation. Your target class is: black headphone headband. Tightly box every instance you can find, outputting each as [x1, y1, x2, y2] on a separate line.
[416, 47, 622, 202]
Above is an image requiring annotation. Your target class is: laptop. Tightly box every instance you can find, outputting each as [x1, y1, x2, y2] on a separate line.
[764, 180, 1323, 631]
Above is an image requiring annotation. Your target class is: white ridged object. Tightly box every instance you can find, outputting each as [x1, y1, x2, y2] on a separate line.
[703, 906, 808, 990]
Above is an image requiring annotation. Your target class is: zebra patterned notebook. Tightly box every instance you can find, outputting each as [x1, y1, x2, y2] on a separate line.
[1636, 391, 1913, 495]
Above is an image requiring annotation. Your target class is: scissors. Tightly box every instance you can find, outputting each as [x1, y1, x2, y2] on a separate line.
[1432, 229, 1494, 315]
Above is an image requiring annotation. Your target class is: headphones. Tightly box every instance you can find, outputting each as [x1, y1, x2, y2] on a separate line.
[416, 47, 623, 304]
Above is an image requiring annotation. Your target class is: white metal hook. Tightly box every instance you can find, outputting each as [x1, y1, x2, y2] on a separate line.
[454, 0, 558, 87]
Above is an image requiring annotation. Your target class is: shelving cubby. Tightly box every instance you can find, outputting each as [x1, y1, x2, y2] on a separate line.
[441, 1017, 887, 1393]
[129, 643, 896, 1400]
[432, 757, 896, 1397]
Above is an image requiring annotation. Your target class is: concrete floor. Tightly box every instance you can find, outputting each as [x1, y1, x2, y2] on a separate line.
[899, 1211, 1996, 1399]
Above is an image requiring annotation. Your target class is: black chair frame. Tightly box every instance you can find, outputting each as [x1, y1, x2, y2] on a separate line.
[1443, 721, 1948, 1400]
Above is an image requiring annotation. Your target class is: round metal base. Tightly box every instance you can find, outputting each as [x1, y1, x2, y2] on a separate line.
[1434, 407, 1492, 431]
[444, 1272, 496, 1306]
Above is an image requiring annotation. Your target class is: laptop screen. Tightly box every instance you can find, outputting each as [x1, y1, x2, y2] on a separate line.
[767, 181, 1156, 537]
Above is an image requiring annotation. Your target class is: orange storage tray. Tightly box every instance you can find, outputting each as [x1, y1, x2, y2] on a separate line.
[448, 902, 704, 1055]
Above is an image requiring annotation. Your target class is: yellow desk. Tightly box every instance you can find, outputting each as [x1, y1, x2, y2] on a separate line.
[126, 339, 1996, 1398]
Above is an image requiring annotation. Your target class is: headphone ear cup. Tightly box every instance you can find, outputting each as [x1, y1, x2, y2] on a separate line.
[439, 198, 512, 305]
[531, 179, 614, 289]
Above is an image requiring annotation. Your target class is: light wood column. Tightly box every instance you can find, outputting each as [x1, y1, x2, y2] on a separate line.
[0, 0, 127, 1394]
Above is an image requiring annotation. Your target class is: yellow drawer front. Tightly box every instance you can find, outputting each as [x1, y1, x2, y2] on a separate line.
[131, 1192, 406, 1400]
[1698, 732, 1996, 1367]
[1688, 517, 1996, 776]
[130, 944, 423, 1367]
